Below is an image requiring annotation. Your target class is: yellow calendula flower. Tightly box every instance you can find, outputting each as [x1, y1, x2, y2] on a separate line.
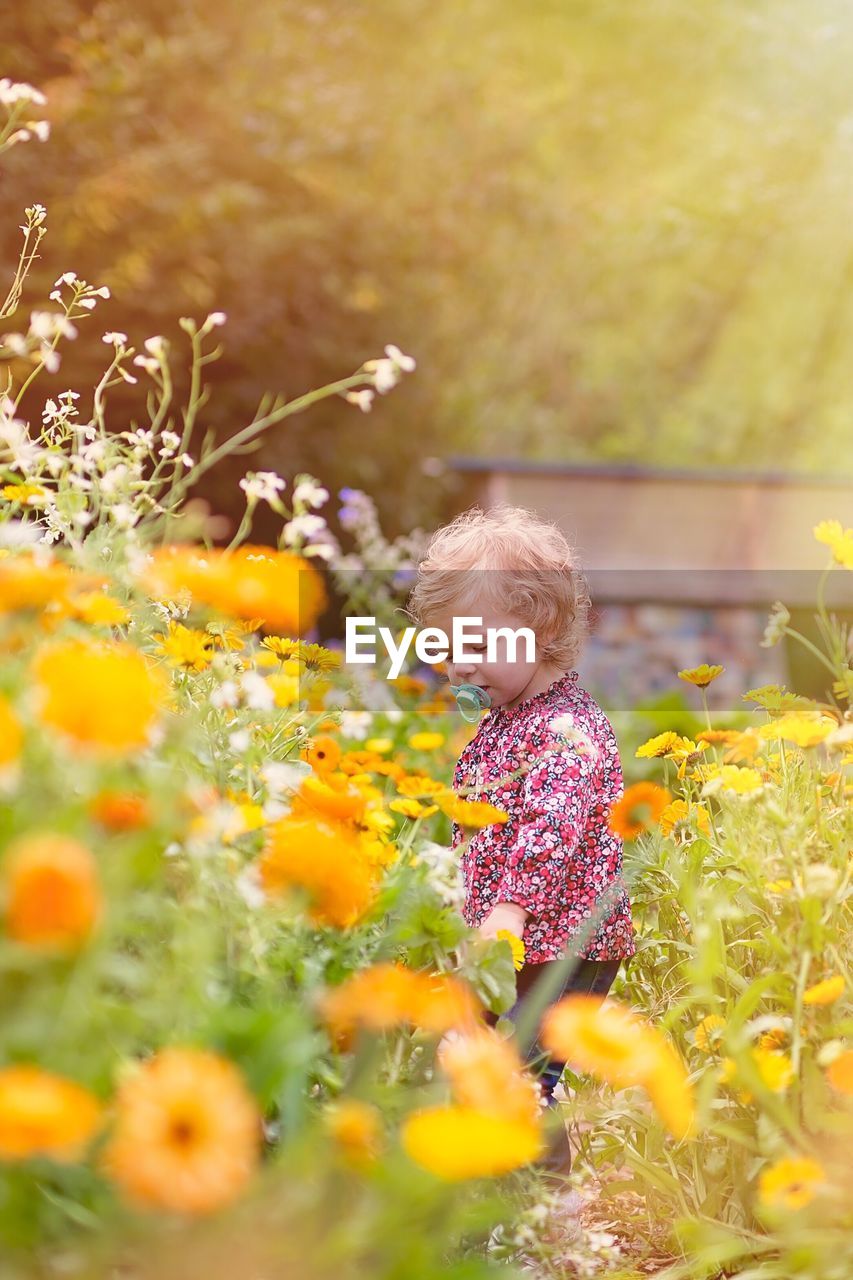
[437, 1028, 541, 1125]
[397, 775, 452, 800]
[324, 1099, 384, 1168]
[759, 714, 837, 748]
[401, 1104, 544, 1180]
[67, 591, 132, 627]
[659, 798, 712, 839]
[702, 764, 764, 795]
[825, 1049, 853, 1095]
[153, 621, 214, 672]
[635, 731, 683, 759]
[495, 929, 525, 971]
[678, 664, 725, 689]
[721, 1049, 794, 1103]
[267, 672, 301, 707]
[0, 1065, 102, 1162]
[1, 482, 48, 505]
[803, 975, 845, 1006]
[389, 798, 439, 820]
[408, 731, 445, 752]
[101, 1047, 262, 1214]
[364, 737, 393, 754]
[766, 878, 793, 893]
[758, 1155, 826, 1211]
[0, 694, 23, 768]
[694, 1014, 726, 1052]
[441, 797, 509, 828]
[814, 519, 853, 569]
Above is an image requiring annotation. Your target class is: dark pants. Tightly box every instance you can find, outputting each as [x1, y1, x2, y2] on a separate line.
[485, 954, 623, 1175]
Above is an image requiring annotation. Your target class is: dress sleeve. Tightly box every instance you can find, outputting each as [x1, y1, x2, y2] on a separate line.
[495, 722, 600, 916]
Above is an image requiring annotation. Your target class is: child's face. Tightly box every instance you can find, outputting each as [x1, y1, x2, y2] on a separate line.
[432, 601, 553, 710]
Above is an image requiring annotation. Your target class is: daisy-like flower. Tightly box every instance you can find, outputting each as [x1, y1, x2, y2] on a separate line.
[678, 664, 725, 689]
[0, 1065, 102, 1162]
[153, 621, 214, 672]
[758, 1155, 826, 1211]
[635, 730, 682, 759]
[606, 782, 672, 839]
[693, 1014, 726, 1052]
[495, 929, 525, 971]
[759, 714, 837, 748]
[659, 798, 712, 839]
[700, 764, 764, 796]
[760, 601, 791, 647]
[802, 975, 845, 1006]
[100, 1047, 262, 1214]
[814, 518, 853, 569]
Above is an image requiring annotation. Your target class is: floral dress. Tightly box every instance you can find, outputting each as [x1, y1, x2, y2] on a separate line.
[450, 670, 636, 963]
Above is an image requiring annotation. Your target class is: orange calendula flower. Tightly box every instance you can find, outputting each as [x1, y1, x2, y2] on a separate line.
[101, 1047, 261, 1214]
[31, 637, 166, 755]
[678, 664, 725, 689]
[3, 832, 103, 949]
[318, 963, 481, 1048]
[758, 1155, 826, 1211]
[291, 774, 368, 826]
[693, 1014, 726, 1052]
[67, 591, 131, 627]
[438, 1028, 541, 1125]
[0, 694, 23, 768]
[323, 1099, 384, 1168]
[541, 995, 694, 1139]
[301, 734, 341, 775]
[659, 798, 712, 839]
[440, 797, 509, 827]
[401, 1104, 543, 1180]
[396, 774, 450, 800]
[606, 782, 672, 840]
[88, 790, 152, 832]
[803, 975, 845, 1005]
[0, 555, 79, 614]
[258, 817, 378, 928]
[825, 1049, 853, 1095]
[0, 1065, 102, 1161]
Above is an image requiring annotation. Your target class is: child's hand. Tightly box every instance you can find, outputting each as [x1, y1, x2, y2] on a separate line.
[478, 901, 529, 942]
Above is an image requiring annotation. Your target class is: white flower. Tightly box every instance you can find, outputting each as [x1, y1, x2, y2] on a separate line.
[28, 120, 50, 142]
[102, 331, 128, 346]
[235, 864, 266, 909]
[337, 709, 372, 739]
[303, 542, 335, 561]
[282, 513, 326, 544]
[143, 335, 168, 359]
[180, 453, 194, 469]
[132, 355, 159, 374]
[210, 681, 239, 709]
[292, 479, 329, 508]
[228, 728, 251, 753]
[53, 272, 78, 288]
[0, 79, 47, 106]
[260, 760, 312, 795]
[160, 430, 181, 453]
[384, 343, 416, 371]
[345, 389, 375, 413]
[205, 311, 227, 327]
[239, 670, 275, 712]
[109, 503, 139, 529]
[366, 357, 398, 393]
[239, 471, 287, 504]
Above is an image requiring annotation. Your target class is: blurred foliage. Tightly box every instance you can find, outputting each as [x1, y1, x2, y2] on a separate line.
[5, 0, 853, 540]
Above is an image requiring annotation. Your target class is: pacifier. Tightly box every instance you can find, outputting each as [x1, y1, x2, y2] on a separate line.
[449, 683, 492, 723]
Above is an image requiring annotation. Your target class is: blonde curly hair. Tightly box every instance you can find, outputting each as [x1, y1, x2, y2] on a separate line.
[405, 503, 591, 670]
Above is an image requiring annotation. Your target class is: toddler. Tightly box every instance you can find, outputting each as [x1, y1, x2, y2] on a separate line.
[407, 504, 636, 1176]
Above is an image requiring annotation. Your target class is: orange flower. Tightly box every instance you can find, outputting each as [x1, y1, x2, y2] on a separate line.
[139, 544, 326, 634]
[258, 817, 378, 928]
[607, 783, 672, 839]
[0, 693, 23, 768]
[31, 637, 166, 756]
[438, 1028, 542, 1125]
[301, 734, 342, 775]
[825, 1049, 853, 1095]
[323, 1099, 384, 1168]
[100, 1047, 261, 1214]
[88, 790, 152, 832]
[396, 775, 449, 799]
[0, 555, 78, 614]
[440, 797, 509, 828]
[290, 775, 368, 826]
[3, 832, 103, 950]
[0, 1065, 102, 1161]
[318, 963, 481, 1048]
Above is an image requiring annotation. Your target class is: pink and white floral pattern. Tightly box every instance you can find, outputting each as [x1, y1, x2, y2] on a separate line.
[450, 671, 636, 962]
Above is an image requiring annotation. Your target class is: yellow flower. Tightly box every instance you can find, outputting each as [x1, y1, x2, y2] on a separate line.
[441, 797, 509, 828]
[694, 1014, 726, 1052]
[154, 621, 214, 672]
[0, 554, 79, 614]
[323, 1099, 384, 1168]
[495, 929, 525, 972]
[766, 878, 793, 893]
[31, 637, 165, 755]
[803, 975, 845, 1006]
[678, 664, 725, 689]
[758, 1155, 826, 1211]
[390, 798, 432, 819]
[68, 591, 131, 627]
[364, 737, 393, 754]
[659, 799, 712, 839]
[703, 764, 764, 795]
[2, 832, 103, 950]
[540, 995, 694, 1139]
[222, 803, 267, 845]
[721, 1049, 794, 1102]
[607, 782, 672, 839]
[0, 1065, 102, 1161]
[814, 519, 853, 569]
[101, 1047, 261, 1214]
[258, 817, 378, 928]
[401, 1104, 543, 1180]
[0, 694, 23, 768]
[635, 731, 682, 759]
[267, 672, 301, 707]
[1, 482, 48, 505]
[759, 714, 837, 748]
[396, 774, 449, 799]
[408, 732, 445, 752]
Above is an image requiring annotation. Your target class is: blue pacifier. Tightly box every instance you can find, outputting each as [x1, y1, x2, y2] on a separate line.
[449, 683, 492, 723]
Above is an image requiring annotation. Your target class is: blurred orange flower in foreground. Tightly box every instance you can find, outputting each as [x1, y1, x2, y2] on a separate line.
[0, 1065, 102, 1162]
[318, 962, 482, 1049]
[2, 832, 103, 950]
[607, 782, 672, 840]
[101, 1047, 262, 1215]
[258, 816, 378, 928]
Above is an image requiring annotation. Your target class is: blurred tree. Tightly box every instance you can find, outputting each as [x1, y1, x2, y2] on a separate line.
[3, 0, 853, 543]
